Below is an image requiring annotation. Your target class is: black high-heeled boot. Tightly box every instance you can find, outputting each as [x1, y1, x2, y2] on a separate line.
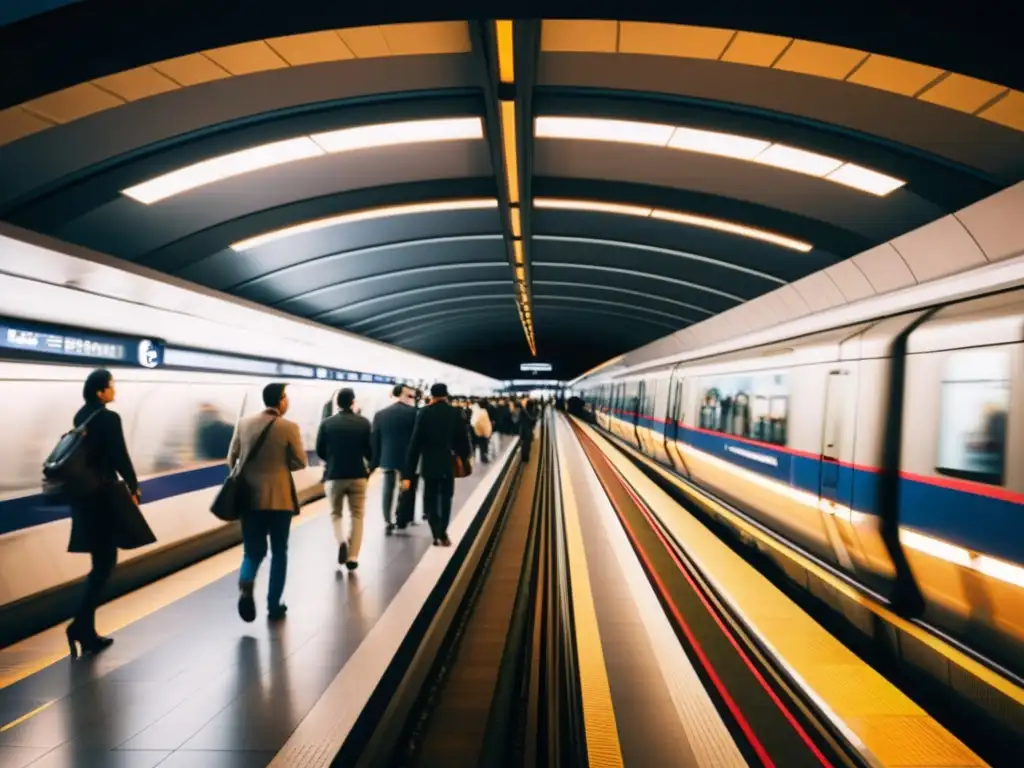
[66, 622, 114, 659]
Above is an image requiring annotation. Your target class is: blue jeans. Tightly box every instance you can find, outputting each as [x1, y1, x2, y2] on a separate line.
[239, 511, 292, 609]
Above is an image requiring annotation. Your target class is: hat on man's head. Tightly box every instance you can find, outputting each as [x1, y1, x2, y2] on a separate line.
[430, 382, 449, 398]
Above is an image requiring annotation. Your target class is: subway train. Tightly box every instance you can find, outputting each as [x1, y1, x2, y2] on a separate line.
[577, 286, 1023, 674]
[0, 361, 409, 631]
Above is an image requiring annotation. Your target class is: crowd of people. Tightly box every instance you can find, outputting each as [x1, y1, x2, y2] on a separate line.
[58, 368, 548, 653]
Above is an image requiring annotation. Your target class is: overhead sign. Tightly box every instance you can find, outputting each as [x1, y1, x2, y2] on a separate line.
[520, 362, 553, 372]
[0, 317, 164, 368]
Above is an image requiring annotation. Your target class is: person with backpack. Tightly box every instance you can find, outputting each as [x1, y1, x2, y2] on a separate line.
[62, 369, 152, 658]
[470, 400, 493, 464]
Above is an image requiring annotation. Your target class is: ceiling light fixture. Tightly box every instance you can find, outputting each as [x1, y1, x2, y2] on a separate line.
[513, 239, 524, 266]
[534, 116, 905, 196]
[753, 144, 843, 177]
[534, 197, 813, 252]
[123, 117, 484, 204]
[123, 138, 324, 204]
[826, 163, 907, 196]
[310, 117, 483, 153]
[231, 198, 498, 252]
[536, 115, 673, 146]
[534, 198, 653, 217]
[668, 126, 770, 160]
[496, 18, 533, 356]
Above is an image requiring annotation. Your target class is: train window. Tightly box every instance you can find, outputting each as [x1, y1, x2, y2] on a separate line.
[699, 371, 788, 445]
[936, 349, 1010, 486]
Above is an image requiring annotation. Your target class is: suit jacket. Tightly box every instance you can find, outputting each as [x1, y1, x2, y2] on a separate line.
[228, 408, 307, 513]
[316, 410, 371, 480]
[371, 401, 417, 471]
[404, 400, 472, 480]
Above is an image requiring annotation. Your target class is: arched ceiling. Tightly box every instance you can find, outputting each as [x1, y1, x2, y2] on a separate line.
[0, 8, 1021, 380]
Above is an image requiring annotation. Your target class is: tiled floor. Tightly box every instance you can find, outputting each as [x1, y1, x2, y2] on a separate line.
[0, 450, 506, 768]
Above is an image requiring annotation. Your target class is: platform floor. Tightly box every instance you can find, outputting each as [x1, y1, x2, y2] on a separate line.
[0, 441, 511, 768]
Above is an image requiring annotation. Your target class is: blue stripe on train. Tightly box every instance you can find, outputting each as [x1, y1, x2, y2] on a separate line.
[616, 412, 1023, 565]
[0, 451, 321, 537]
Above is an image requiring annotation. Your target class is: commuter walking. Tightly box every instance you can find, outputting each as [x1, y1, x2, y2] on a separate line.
[65, 369, 154, 657]
[316, 388, 372, 570]
[370, 384, 418, 533]
[229, 383, 307, 622]
[519, 398, 540, 462]
[470, 401, 493, 464]
[403, 383, 472, 546]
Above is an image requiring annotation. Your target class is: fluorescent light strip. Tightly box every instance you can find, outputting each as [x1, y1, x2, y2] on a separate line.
[534, 197, 813, 253]
[310, 117, 482, 153]
[124, 117, 484, 204]
[535, 116, 905, 196]
[231, 198, 498, 252]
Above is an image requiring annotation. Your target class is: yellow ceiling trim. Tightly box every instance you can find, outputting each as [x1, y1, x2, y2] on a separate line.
[979, 90, 1024, 132]
[539, 20, 1021, 130]
[0, 21, 472, 147]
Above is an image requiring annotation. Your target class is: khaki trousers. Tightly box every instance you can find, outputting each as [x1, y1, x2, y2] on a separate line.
[326, 478, 367, 560]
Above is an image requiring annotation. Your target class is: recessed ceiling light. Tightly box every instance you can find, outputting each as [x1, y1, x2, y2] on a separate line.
[752, 144, 844, 177]
[826, 163, 906, 196]
[534, 198, 653, 217]
[123, 138, 324, 204]
[533, 197, 813, 253]
[534, 116, 904, 194]
[650, 209, 813, 252]
[667, 127, 770, 160]
[536, 116, 674, 146]
[231, 198, 498, 252]
[310, 117, 483, 153]
[123, 117, 484, 204]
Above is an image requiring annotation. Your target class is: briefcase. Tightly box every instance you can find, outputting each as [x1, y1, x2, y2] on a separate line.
[396, 487, 415, 529]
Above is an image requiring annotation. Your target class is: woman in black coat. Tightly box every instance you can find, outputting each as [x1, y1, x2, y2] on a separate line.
[67, 369, 150, 657]
[519, 399, 539, 462]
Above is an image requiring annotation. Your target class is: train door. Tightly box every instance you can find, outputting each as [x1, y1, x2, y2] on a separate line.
[665, 366, 685, 473]
[635, 379, 649, 452]
[818, 368, 859, 571]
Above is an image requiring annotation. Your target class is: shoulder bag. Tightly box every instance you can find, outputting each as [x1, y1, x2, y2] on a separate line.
[211, 418, 277, 522]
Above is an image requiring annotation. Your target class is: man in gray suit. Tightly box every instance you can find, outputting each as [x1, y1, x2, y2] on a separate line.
[228, 382, 307, 623]
[370, 384, 418, 532]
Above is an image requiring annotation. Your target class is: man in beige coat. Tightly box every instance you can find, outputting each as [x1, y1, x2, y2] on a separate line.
[227, 382, 307, 622]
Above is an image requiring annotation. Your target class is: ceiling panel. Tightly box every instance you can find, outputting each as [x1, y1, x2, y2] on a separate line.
[532, 139, 942, 240]
[0, 55, 479, 208]
[234, 235, 506, 304]
[538, 52, 1024, 180]
[531, 208, 837, 280]
[274, 262, 511, 317]
[50, 142, 493, 259]
[314, 281, 514, 327]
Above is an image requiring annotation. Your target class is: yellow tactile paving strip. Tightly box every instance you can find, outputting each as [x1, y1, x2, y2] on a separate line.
[630, 437, 1024, 710]
[0, 484, 353, 689]
[575, 420, 987, 768]
[555, 436, 625, 767]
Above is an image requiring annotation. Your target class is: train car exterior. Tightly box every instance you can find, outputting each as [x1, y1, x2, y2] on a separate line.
[580, 288, 1024, 672]
[0, 363, 393, 612]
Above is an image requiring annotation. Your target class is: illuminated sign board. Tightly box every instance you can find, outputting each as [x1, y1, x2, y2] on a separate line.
[0, 318, 164, 368]
[520, 362, 552, 372]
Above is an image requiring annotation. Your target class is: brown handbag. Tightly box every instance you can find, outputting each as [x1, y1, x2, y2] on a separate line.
[452, 454, 472, 479]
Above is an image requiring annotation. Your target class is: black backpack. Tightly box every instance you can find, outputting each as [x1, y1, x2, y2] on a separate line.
[42, 410, 103, 500]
